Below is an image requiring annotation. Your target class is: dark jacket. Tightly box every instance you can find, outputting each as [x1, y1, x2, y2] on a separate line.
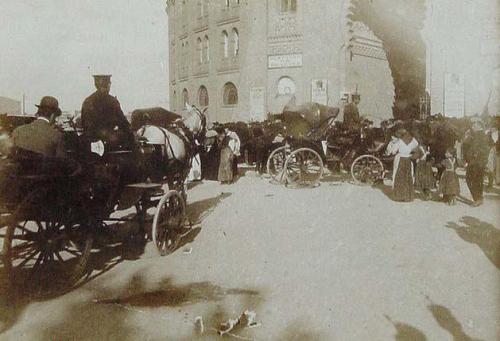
[12, 118, 65, 158]
[343, 103, 360, 127]
[463, 131, 491, 167]
[81, 91, 133, 148]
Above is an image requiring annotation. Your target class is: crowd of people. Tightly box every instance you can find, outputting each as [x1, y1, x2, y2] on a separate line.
[387, 119, 498, 206]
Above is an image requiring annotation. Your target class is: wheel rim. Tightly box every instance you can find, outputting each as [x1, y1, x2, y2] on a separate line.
[284, 148, 323, 187]
[351, 155, 384, 185]
[3, 217, 92, 295]
[266, 146, 289, 182]
[152, 191, 185, 256]
[2, 189, 92, 296]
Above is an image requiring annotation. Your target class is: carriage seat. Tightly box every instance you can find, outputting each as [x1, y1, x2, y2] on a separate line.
[367, 141, 387, 154]
[9, 148, 81, 180]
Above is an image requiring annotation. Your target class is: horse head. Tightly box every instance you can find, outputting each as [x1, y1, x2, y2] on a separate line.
[184, 104, 207, 143]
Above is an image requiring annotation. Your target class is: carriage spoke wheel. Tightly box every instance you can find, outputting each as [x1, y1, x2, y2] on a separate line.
[2, 191, 93, 297]
[266, 146, 290, 183]
[152, 190, 186, 256]
[284, 148, 324, 188]
[350, 155, 385, 185]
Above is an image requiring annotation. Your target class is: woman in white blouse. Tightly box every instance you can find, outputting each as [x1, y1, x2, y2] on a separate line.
[389, 129, 419, 202]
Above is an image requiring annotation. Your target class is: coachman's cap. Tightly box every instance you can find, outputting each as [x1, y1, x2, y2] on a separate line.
[35, 96, 61, 114]
[93, 74, 112, 85]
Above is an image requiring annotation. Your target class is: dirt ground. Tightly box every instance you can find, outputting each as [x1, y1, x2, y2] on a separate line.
[0, 170, 499, 340]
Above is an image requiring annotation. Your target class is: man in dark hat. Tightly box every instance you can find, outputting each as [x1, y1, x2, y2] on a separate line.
[12, 96, 66, 158]
[81, 75, 134, 150]
[343, 93, 361, 129]
[463, 120, 491, 206]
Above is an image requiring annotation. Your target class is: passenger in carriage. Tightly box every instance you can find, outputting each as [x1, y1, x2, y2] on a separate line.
[81, 75, 134, 150]
[343, 94, 361, 130]
[12, 96, 66, 158]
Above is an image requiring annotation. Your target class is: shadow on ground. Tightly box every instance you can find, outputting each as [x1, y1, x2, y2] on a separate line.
[35, 271, 262, 340]
[446, 216, 500, 270]
[426, 298, 482, 341]
[0, 192, 231, 335]
[385, 315, 427, 341]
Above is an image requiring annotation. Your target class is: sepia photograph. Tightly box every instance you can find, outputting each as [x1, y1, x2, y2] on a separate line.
[0, 0, 498, 340]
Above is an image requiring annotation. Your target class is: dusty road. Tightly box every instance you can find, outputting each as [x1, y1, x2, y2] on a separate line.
[0, 171, 499, 340]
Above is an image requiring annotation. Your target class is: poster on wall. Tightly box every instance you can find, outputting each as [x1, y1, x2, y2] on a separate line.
[311, 79, 328, 105]
[250, 87, 265, 121]
[444, 73, 465, 117]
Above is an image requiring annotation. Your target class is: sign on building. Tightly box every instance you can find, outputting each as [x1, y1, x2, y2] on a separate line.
[268, 54, 303, 69]
[311, 79, 328, 105]
[444, 73, 465, 117]
[250, 87, 265, 121]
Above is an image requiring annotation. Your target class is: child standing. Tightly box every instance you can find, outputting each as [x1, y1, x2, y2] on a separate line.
[414, 143, 435, 200]
[439, 148, 460, 205]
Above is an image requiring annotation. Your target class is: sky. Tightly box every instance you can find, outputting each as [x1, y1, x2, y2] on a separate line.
[0, 0, 169, 114]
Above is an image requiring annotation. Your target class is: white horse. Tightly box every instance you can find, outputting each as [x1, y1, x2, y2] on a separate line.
[135, 104, 207, 189]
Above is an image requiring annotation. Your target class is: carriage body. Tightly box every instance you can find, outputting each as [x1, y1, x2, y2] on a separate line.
[266, 105, 397, 187]
[0, 116, 190, 295]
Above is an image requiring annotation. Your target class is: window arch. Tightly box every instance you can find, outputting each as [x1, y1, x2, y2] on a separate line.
[198, 86, 209, 107]
[222, 30, 229, 58]
[197, 37, 203, 64]
[277, 76, 296, 96]
[182, 88, 189, 108]
[232, 28, 239, 56]
[204, 35, 210, 62]
[223, 82, 238, 106]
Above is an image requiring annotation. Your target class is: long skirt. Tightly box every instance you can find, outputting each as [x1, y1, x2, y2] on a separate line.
[415, 160, 435, 191]
[439, 170, 460, 196]
[218, 147, 234, 183]
[393, 157, 415, 202]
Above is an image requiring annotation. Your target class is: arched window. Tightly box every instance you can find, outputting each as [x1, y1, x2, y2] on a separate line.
[277, 76, 296, 96]
[225, 0, 230, 7]
[204, 35, 210, 62]
[232, 28, 239, 56]
[222, 30, 229, 58]
[198, 86, 209, 107]
[197, 37, 203, 64]
[182, 88, 189, 108]
[280, 0, 297, 13]
[223, 82, 238, 106]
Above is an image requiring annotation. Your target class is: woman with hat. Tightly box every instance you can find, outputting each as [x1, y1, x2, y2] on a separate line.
[389, 128, 419, 202]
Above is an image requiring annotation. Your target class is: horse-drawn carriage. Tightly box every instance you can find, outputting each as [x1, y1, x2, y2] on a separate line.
[266, 103, 395, 187]
[0, 106, 206, 295]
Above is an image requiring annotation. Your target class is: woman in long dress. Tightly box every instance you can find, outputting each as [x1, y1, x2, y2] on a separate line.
[217, 128, 234, 184]
[390, 129, 419, 202]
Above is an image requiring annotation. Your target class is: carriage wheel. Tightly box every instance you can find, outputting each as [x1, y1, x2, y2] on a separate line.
[152, 190, 186, 256]
[2, 190, 93, 296]
[350, 155, 385, 185]
[284, 148, 324, 187]
[266, 146, 290, 183]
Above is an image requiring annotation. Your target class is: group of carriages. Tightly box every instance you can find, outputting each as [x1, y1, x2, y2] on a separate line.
[0, 106, 206, 295]
[209, 103, 470, 189]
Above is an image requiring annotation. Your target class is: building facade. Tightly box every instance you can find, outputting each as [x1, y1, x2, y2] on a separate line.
[423, 0, 499, 117]
[166, 0, 395, 124]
